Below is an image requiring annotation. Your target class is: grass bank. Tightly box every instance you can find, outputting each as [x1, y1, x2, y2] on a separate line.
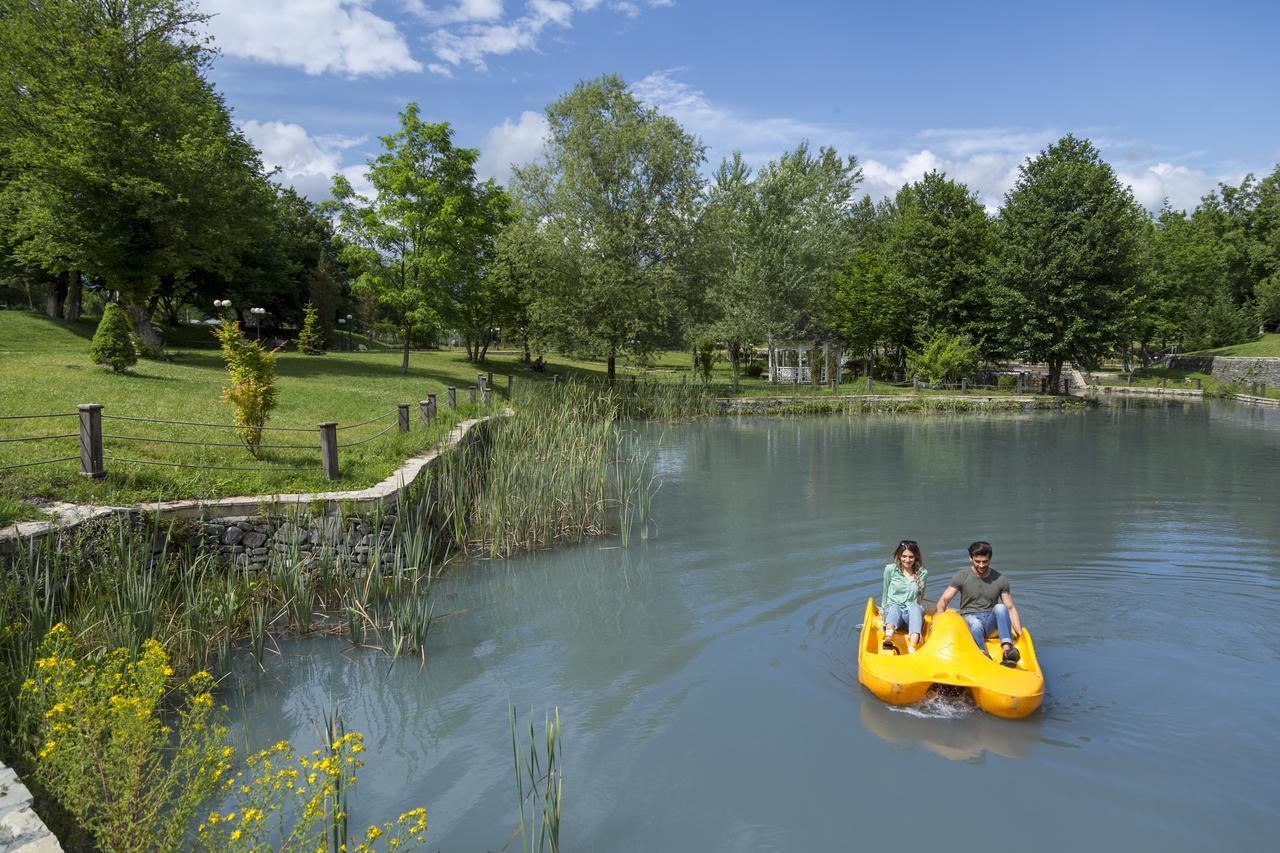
[1188, 333, 1280, 357]
[1088, 366, 1279, 399]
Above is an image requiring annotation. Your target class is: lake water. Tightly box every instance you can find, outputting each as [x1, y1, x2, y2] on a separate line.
[225, 401, 1280, 851]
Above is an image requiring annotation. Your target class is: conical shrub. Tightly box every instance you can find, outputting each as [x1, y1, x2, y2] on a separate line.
[89, 303, 137, 373]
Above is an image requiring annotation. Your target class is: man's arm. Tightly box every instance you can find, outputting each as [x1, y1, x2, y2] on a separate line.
[1001, 590, 1022, 639]
[934, 585, 959, 614]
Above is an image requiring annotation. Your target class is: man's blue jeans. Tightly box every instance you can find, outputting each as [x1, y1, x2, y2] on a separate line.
[963, 603, 1013, 649]
[884, 604, 923, 636]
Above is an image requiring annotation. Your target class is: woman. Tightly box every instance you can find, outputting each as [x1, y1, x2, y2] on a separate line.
[881, 540, 927, 654]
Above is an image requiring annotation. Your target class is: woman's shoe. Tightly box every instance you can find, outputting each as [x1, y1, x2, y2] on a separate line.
[1001, 646, 1021, 667]
[882, 638, 897, 654]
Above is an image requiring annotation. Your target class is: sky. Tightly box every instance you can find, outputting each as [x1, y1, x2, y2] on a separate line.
[203, 0, 1280, 212]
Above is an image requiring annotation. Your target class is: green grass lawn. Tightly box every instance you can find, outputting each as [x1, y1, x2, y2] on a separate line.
[1, 311, 1033, 525]
[1188, 333, 1280, 357]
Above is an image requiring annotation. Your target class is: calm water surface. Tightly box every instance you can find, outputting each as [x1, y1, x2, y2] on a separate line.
[226, 401, 1280, 851]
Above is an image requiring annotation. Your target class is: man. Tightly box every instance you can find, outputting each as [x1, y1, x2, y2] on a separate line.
[934, 541, 1023, 667]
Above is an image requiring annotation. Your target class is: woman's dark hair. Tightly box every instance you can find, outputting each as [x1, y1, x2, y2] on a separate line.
[968, 540, 993, 558]
[893, 540, 925, 570]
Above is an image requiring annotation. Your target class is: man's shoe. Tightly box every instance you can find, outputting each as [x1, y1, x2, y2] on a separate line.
[1001, 646, 1021, 667]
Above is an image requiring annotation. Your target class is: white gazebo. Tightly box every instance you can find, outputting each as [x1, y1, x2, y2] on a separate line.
[767, 343, 838, 385]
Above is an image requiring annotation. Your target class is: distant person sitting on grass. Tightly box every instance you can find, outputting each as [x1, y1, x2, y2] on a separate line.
[531, 356, 546, 372]
[934, 541, 1024, 667]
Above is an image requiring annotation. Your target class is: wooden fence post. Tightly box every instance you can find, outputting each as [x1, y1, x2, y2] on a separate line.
[1194, 378, 1202, 390]
[419, 400, 431, 428]
[319, 423, 338, 481]
[483, 387, 492, 407]
[398, 404, 410, 433]
[447, 387, 457, 409]
[469, 386, 477, 405]
[477, 373, 486, 392]
[865, 373, 873, 392]
[507, 374, 513, 394]
[78, 403, 104, 479]
[961, 379, 968, 392]
[487, 370, 494, 389]
[427, 393, 437, 418]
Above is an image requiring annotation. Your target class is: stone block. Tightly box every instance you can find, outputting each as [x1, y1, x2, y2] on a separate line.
[242, 531, 267, 549]
[222, 526, 244, 546]
[275, 524, 309, 545]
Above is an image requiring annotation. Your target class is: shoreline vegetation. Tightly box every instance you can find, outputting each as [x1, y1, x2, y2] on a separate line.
[0, 381, 647, 848]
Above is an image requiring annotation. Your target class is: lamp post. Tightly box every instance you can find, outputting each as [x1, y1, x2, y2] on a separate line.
[337, 317, 346, 352]
[346, 314, 354, 352]
[250, 306, 265, 341]
[213, 299, 232, 319]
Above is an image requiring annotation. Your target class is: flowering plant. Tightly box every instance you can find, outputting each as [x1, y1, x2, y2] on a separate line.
[24, 624, 231, 851]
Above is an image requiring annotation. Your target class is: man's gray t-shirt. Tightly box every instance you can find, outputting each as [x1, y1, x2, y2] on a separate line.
[949, 568, 1010, 614]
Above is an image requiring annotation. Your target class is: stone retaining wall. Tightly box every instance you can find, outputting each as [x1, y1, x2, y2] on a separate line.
[0, 764, 60, 851]
[1167, 355, 1280, 384]
[200, 509, 409, 572]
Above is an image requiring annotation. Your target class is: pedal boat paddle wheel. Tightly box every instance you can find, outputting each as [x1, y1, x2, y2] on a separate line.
[856, 598, 1044, 719]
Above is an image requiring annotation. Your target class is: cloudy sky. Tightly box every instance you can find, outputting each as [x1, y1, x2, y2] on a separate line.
[204, 0, 1280, 212]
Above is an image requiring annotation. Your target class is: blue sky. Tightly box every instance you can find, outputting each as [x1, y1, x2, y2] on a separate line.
[203, 0, 1280, 211]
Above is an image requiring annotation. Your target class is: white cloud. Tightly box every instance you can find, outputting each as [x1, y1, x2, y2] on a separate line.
[405, 0, 504, 25]
[1115, 162, 1223, 212]
[631, 69, 840, 164]
[240, 119, 370, 200]
[205, 1, 421, 77]
[476, 111, 549, 182]
[425, 0, 669, 72]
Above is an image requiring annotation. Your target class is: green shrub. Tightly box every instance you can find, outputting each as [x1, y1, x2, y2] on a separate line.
[997, 374, 1016, 391]
[296, 302, 325, 355]
[743, 361, 764, 379]
[214, 321, 279, 455]
[88, 303, 137, 373]
[906, 334, 980, 385]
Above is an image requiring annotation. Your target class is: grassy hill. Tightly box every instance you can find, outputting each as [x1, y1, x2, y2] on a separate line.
[1189, 333, 1280, 358]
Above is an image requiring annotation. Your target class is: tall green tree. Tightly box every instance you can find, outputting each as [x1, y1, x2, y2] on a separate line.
[996, 135, 1148, 387]
[518, 74, 705, 383]
[443, 181, 512, 363]
[701, 146, 862, 377]
[329, 103, 488, 374]
[0, 0, 269, 354]
[884, 171, 997, 354]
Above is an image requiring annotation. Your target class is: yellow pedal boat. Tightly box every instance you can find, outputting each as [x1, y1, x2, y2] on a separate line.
[856, 598, 1044, 719]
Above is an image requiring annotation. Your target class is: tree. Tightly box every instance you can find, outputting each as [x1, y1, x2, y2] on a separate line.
[0, 1, 270, 355]
[996, 135, 1148, 387]
[884, 171, 997, 354]
[329, 103, 486, 374]
[700, 146, 862, 381]
[296, 302, 324, 355]
[443, 181, 512, 363]
[89, 302, 136, 373]
[833, 246, 913, 379]
[518, 74, 705, 383]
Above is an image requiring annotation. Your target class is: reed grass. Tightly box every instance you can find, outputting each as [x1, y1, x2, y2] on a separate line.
[511, 706, 563, 853]
[435, 380, 657, 558]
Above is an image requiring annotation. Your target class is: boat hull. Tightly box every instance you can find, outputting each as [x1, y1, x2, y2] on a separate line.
[856, 598, 1044, 719]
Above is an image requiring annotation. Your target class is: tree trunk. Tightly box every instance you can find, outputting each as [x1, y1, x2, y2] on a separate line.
[125, 302, 164, 356]
[479, 338, 490, 362]
[64, 271, 82, 321]
[464, 338, 475, 363]
[607, 351, 616, 386]
[45, 277, 67, 319]
[728, 340, 739, 390]
[522, 336, 531, 364]
[1047, 358, 1063, 393]
[401, 324, 411, 374]
[691, 347, 697, 380]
